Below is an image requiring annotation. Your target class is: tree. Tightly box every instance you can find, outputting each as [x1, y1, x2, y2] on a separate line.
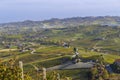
[0, 59, 32, 80]
[102, 69, 109, 79]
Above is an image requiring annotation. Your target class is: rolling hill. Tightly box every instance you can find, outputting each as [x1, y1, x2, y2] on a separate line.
[0, 16, 120, 29]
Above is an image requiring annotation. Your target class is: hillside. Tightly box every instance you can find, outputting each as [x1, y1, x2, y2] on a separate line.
[1, 24, 120, 55]
[0, 16, 120, 79]
[0, 16, 120, 29]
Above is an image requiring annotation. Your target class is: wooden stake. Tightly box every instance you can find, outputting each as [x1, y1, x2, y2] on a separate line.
[42, 67, 47, 80]
[57, 73, 60, 80]
[19, 61, 24, 80]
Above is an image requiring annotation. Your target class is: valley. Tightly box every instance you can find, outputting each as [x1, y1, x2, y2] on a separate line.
[0, 17, 120, 80]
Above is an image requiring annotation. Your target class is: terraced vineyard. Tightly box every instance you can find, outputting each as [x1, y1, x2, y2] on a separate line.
[1, 21, 120, 79]
[0, 44, 120, 80]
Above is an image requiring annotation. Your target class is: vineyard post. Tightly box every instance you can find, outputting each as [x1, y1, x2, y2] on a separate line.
[42, 67, 47, 80]
[19, 61, 24, 80]
[57, 73, 60, 80]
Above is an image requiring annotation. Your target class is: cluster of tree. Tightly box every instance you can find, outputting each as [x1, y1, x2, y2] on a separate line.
[110, 62, 120, 73]
[89, 62, 109, 80]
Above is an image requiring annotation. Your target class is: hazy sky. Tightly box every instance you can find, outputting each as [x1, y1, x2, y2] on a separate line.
[0, 0, 120, 23]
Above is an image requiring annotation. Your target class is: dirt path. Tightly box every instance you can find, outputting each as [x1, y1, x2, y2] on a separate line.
[47, 61, 94, 71]
[0, 49, 17, 52]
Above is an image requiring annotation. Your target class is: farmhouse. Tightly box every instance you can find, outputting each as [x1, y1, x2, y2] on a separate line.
[114, 59, 120, 66]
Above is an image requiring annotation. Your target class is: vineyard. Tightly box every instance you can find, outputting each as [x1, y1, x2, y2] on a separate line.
[0, 57, 74, 80]
[0, 45, 120, 80]
[0, 24, 120, 80]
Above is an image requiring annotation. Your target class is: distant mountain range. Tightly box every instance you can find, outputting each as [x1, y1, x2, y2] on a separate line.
[1, 16, 120, 28]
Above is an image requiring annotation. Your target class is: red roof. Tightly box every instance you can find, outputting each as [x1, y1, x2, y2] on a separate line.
[115, 59, 120, 63]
